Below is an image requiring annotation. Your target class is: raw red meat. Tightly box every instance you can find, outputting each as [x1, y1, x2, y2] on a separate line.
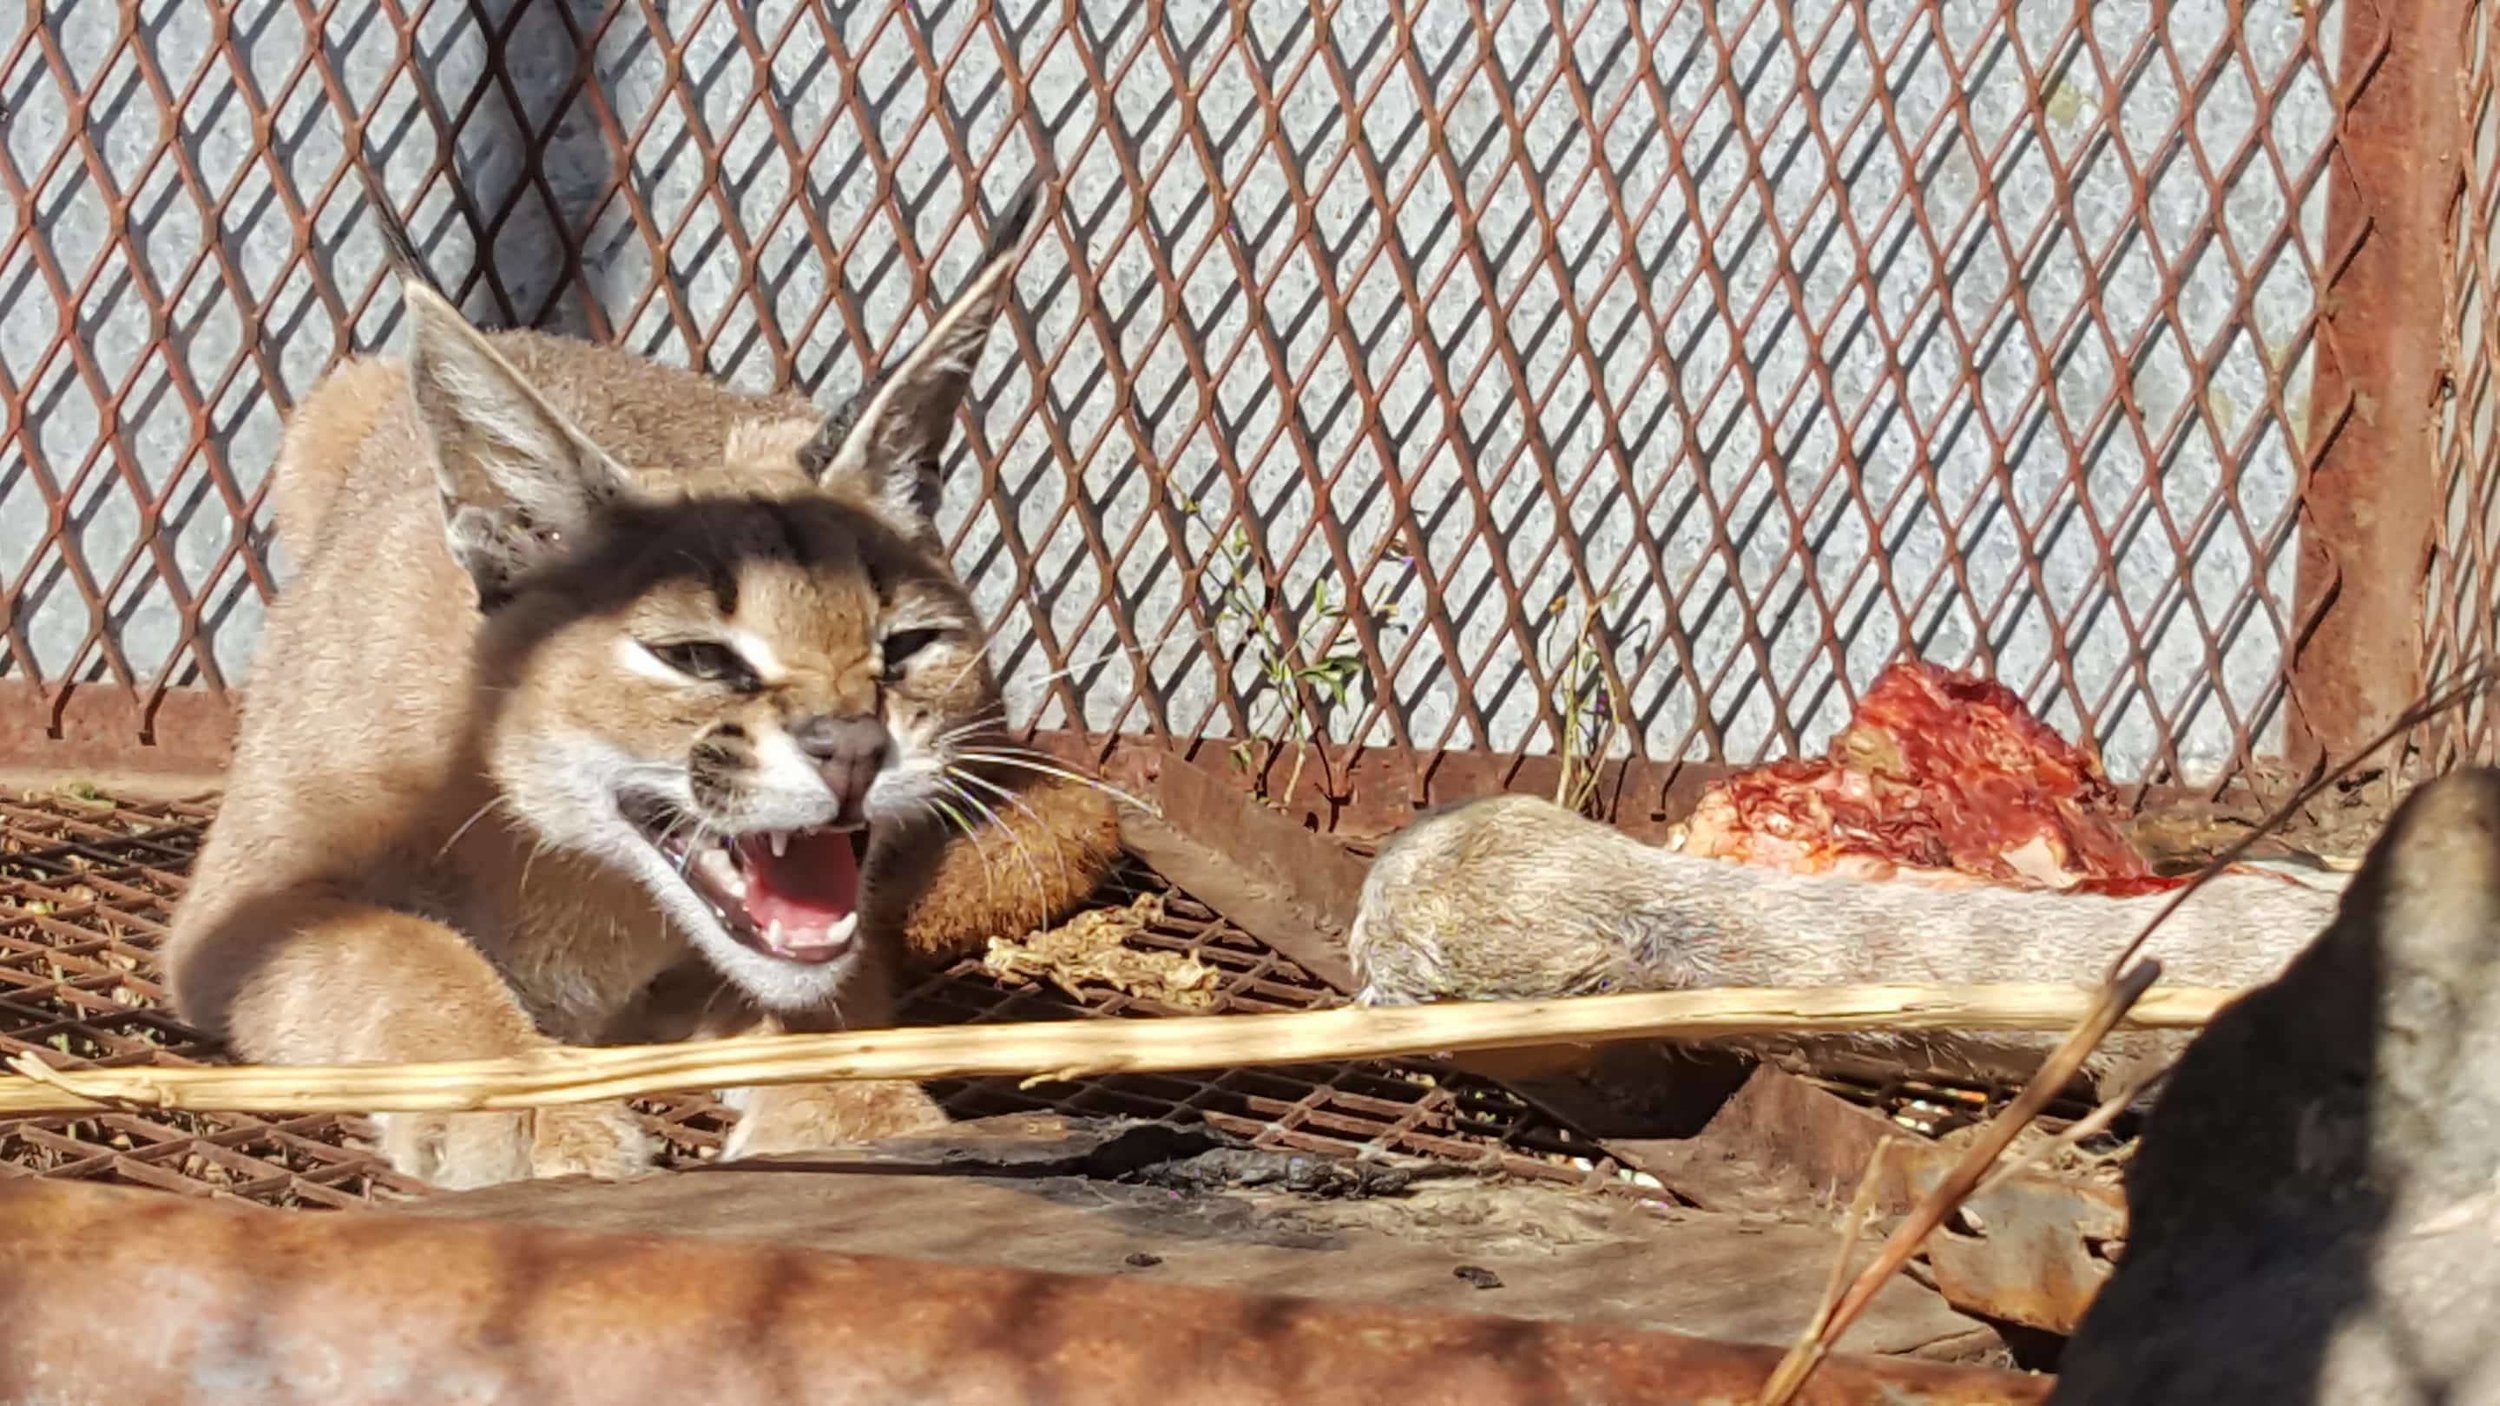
[1672, 661, 2182, 895]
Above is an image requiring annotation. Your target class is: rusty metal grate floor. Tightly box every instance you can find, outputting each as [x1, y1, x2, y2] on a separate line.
[0, 787, 1635, 1209]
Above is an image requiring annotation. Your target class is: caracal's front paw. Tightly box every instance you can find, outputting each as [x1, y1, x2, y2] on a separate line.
[528, 1102, 657, 1181]
[720, 1080, 948, 1161]
[374, 1110, 533, 1190]
[373, 1103, 653, 1189]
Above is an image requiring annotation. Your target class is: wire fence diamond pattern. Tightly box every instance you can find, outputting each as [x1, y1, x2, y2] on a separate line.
[0, 0, 2387, 788]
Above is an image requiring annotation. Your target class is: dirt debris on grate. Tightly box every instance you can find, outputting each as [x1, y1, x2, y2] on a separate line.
[0, 788, 1645, 1209]
[977, 891, 1226, 1010]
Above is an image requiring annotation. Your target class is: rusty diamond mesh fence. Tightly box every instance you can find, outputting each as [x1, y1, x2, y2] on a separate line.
[0, 0, 2491, 800]
[2430, 0, 2500, 772]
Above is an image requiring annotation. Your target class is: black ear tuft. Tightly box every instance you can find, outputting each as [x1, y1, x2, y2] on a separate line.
[371, 201, 451, 305]
[797, 388, 868, 483]
[802, 175, 1054, 536]
[986, 176, 1044, 263]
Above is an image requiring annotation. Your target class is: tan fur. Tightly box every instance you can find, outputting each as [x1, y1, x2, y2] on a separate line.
[270, 356, 400, 553]
[1349, 793, 2348, 1094]
[885, 765, 1128, 966]
[169, 187, 1123, 1187]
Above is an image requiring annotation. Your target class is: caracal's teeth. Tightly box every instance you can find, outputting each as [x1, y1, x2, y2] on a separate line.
[693, 846, 746, 899]
[768, 831, 789, 859]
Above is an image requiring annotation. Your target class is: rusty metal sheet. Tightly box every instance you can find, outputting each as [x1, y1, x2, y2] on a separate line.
[1899, 1143, 2128, 1337]
[1687, 1066, 1925, 1212]
[1111, 752, 1367, 991]
[0, 681, 238, 786]
[389, 1115, 1998, 1360]
[1687, 1067, 2128, 1335]
[0, 1178, 2051, 1406]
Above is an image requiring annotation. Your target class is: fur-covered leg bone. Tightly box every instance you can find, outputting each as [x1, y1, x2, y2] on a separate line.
[719, 1079, 950, 1160]
[1348, 793, 2347, 1096]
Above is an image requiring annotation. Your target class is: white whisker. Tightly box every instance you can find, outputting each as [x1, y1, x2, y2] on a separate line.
[435, 795, 509, 860]
[953, 747, 1157, 816]
[924, 794, 1001, 921]
[947, 765, 1076, 904]
[940, 774, 1051, 929]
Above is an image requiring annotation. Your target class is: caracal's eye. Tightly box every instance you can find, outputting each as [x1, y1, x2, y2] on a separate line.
[879, 628, 942, 685]
[640, 639, 761, 692]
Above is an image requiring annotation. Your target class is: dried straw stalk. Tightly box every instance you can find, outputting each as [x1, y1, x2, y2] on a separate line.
[0, 981, 2231, 1117]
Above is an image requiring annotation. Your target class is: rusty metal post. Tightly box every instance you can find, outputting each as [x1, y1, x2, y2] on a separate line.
[0, 1179, 2048, 1406]
[2291, 0, 2475, 764]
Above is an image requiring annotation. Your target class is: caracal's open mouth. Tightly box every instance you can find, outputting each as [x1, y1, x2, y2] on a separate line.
[620, 798, 872, 964]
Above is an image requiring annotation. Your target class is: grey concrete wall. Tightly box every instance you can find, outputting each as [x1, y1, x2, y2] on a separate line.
[0, 0, 2338, 781]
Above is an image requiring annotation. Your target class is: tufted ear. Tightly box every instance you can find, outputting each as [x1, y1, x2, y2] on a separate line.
[800, 177, 1046, 534]
[377, 215, 635, 609]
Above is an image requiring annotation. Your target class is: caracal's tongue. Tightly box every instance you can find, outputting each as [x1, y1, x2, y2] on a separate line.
[734, 829, 859, 955]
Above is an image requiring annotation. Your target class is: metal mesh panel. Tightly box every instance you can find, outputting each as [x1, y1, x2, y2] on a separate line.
[0, 788, 1639, 1206]
[2430, 0, 2500, 769]
[0, 791, 426, 1204]
[0, 0, 2415, 790]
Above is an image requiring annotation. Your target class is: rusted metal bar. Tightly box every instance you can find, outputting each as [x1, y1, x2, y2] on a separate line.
[2, 682, 2302, 857]
[0, 1179, 2048, 1405]
[2290, 0, 2473, 763]
[0, 674, 1734, 838]
[1111, 753, 1367, 991]
[0, 680, 1739, 840]
[0, 680, 237, 785]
